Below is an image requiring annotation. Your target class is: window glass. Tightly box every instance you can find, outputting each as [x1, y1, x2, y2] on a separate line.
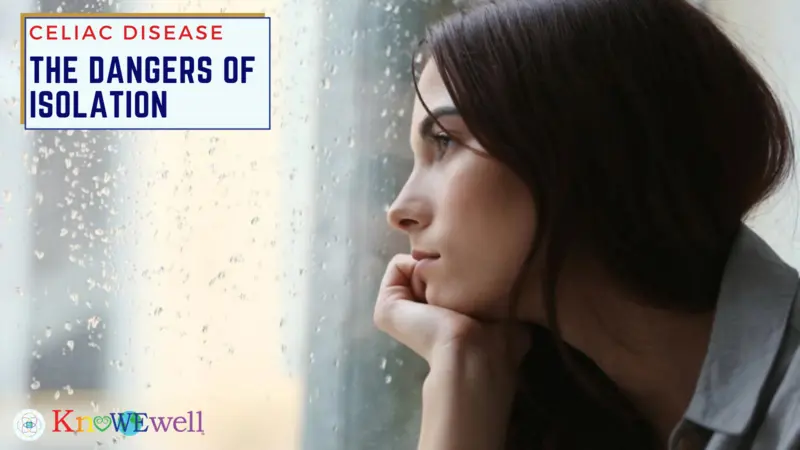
[1, 0, 455, 449]
[1, 1, 797, 450]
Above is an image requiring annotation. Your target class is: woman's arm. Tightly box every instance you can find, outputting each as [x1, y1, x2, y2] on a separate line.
[373, 254, 529, 450]
[418, 350, 518, 450]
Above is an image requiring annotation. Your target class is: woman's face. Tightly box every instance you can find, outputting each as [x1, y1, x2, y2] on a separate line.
[386, 61, 537, 320]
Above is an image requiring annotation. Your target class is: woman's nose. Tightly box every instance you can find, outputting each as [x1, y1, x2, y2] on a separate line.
[387, 196, 432, 234]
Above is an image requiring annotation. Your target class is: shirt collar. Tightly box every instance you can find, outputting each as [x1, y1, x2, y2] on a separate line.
[683, 224, 798, 434]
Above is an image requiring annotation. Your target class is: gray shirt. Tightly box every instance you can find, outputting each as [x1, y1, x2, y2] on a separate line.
[668, 225, 800, 450]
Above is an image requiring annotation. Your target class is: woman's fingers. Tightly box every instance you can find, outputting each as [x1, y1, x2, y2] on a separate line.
[378, 254, 416, 297]
[374, 254, 442, 361]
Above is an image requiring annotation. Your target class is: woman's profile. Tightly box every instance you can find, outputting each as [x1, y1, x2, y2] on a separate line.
[373, 0, 799, 449]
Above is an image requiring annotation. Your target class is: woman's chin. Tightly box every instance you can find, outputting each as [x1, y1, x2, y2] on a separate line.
[426, 291, 479, 315]
[428, 291, 513, 320]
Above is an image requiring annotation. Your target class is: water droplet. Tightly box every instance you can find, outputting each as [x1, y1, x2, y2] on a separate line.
[64, 322, 73, 331]
[34, 250, 44, 260]
[154, 306, 163, 316]
[385, 375, 393, 384]
[30, 379, 41, 390]
[3, 190, 11, 202]
[380, 357, 387, 370]
[250, 216, 260, 225]
[201, 325, 209, 333]
[45, 327, 52, 338]
[87, 316, 101, 329]
[54, 390, 61, 400]
[66, 340, 75, 351]
[65, 385, 74, 395]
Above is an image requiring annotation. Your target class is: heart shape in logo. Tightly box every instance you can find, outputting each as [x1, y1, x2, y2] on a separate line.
[94, 416, 112, 432]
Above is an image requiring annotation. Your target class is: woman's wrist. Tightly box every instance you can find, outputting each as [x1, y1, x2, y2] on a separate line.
[418, 351, 516, 450]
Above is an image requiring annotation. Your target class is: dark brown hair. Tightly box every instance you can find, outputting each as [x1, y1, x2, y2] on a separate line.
[412, 0, 794, 448]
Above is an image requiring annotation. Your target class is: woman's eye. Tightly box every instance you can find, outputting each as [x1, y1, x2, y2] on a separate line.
[431, 133, 454, 160]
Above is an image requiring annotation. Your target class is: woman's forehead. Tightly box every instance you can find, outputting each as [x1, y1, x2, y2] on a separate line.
[413, 63, 456, 120]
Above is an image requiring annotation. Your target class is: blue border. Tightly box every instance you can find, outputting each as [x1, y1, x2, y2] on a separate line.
[23, 16, 272, 131]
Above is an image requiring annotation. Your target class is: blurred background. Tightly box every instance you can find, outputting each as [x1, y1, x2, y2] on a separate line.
[0, 0, 798, 449]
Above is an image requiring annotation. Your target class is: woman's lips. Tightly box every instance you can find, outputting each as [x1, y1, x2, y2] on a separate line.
[411, 249, 439, 261]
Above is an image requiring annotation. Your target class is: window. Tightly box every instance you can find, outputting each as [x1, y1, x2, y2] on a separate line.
[2, 0, 456, 449]
[1, 0, 797, 449]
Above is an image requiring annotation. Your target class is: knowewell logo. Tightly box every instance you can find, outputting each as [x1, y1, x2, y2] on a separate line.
[52, 409, 205, 436]
[13, 408, 205, 440]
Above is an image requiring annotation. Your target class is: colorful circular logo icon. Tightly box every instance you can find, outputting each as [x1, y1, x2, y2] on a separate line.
[13, 409, 46, 441]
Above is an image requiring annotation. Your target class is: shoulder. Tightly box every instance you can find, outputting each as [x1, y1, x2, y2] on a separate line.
[713, 227, 800, 449]
[749, 285, 800, 449]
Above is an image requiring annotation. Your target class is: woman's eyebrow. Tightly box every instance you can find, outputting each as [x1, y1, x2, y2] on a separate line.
[418, 106, 460, 137]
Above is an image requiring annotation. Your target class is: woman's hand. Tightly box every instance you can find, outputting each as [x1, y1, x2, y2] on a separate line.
[373, 254, 531, 450]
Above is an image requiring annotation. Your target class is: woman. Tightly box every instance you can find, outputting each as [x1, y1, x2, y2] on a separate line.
[373, 0, 799, 449]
